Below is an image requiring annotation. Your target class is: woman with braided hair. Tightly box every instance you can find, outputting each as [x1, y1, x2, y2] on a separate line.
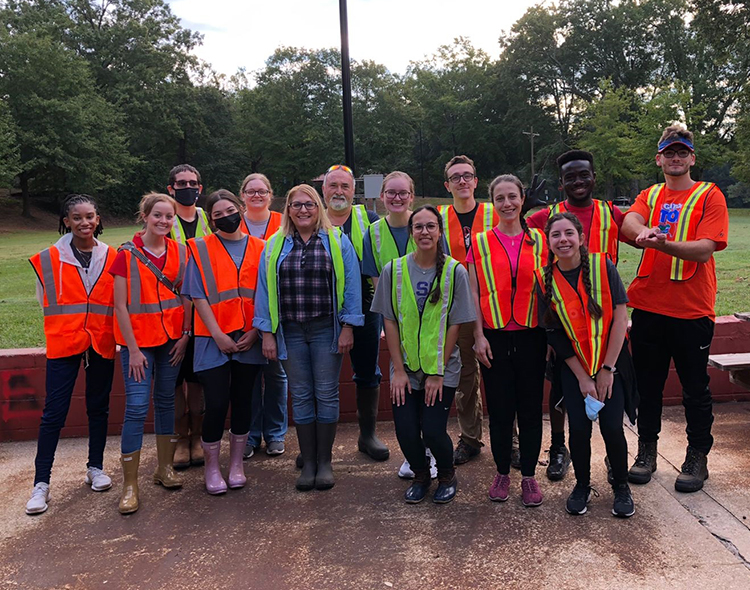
[536, 212, 637, 517]
[468, 175, 548, 507]
[371, 205, 475, 504]
[26, 195, 117, 515]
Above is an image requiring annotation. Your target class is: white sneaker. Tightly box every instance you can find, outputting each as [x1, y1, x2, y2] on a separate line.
[85, 467, 112, 491]
[398, 449, 438, 479]
[25, 483, 50, 515]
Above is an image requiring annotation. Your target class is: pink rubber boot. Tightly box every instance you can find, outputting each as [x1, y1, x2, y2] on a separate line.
[201, 440, 227, 495]
[228, 432, 249, 489]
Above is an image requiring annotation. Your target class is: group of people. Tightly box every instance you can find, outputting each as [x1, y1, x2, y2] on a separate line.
[25, 123, 729, 520]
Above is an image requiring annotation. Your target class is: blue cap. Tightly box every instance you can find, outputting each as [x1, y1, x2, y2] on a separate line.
[658, 137, 694, 153]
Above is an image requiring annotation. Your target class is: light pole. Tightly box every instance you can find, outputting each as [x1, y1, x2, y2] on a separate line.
[339, 0, 355, 172]
[523, 126, 540, 178]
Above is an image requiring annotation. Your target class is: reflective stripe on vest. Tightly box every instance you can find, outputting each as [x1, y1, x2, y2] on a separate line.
[266, 230, 346, 333]
[171, 207, 211, 244]
[189, 234, 263, 337]
[114, 240, 186, 347]
[369, 218, 416, 274]
[30, 246, 117, 359]
[473, 228, 546, 329]
[391, 255, 458, 375]
[536, 253, 613, 376]
[550, 200, 619, 263]
[440, 202, 498, 264]
[635, 182, 714, 281]
[349, 204, 371, 260]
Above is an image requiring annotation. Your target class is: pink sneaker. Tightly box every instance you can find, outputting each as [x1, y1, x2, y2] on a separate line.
[521, 477, 544, 507]
[488, 473, 511, 502]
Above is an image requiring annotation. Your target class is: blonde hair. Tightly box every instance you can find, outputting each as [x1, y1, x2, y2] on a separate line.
[137, 192, 176, 223]
[240, 173, 273, 195]
[280, 184, 332, 236]
[381, 171, 416, 198]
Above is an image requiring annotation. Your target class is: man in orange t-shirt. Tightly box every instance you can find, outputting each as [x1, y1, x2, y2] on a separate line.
[622, 124, 729, 494]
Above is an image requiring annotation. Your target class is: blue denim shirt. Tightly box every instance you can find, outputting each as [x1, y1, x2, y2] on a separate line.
[253, 229, 364, 360]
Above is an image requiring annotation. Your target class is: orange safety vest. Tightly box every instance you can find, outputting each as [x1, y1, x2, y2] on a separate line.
[472, 228, 547, 329]
[188, 233, 264, 337]
[240, 211, 283, 242]
[439, 202, 499, 265]
[549, 200, 619, 264]
[114, 239, 187, 347]
[635, 182, 715, 281]
[535, 253, 613, 376]
[30, 246, 117, 360]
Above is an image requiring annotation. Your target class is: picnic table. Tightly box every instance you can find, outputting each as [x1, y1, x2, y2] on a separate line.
[708, 312, 750, 390]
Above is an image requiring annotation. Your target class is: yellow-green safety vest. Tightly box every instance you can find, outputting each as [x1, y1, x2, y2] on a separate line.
[349, 204, 371, 261]
[368, 218, 416, 274]
[391, 255, 459, 376]
[171, 207, 211, 244]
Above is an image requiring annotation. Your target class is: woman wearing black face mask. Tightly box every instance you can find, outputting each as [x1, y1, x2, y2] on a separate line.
[181, 189, 267, 494]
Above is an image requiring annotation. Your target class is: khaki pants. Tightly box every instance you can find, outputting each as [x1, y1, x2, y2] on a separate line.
[454, 322, 483, 448]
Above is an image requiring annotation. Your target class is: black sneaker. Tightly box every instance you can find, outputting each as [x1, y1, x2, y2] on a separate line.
[510, 434, 521, 470]
[546, 444, 571, 481]
[628, 440, 657, 484]
[675, 446, 709, 493]
[566, 483, 596, 515]
[612, 483, 635, 518]
[453, 440, 480, 465]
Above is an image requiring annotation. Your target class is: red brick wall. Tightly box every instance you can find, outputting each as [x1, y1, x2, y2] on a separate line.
[1, 315, 749, 441]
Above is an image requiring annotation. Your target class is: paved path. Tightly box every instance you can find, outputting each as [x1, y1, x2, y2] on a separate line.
[1, 404, 749, 589]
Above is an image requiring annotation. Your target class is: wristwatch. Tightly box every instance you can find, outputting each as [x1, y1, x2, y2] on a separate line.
[601, 363, 616, 373]
[182, 330, 193, 337]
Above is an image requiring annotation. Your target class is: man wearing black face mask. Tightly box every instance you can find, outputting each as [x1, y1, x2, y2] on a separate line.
[167, 164, 211, 470]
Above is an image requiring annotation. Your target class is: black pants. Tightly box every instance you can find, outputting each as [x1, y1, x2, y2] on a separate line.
[35, 348, 114, 484]
[480, 328, 546, 477]
[392, 386, 456, 474]
[349, 306, 382, 389]
[197, 361, 261, 443]
[561, 364, 628, 487]
[630, 309, 714, 454]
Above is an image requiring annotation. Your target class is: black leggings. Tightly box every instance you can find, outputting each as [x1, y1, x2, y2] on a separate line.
[560, 363, 628, 487]
[480, 328, 546, 477]
[392, 386, 456, 474]
[197, 361, 261, 443]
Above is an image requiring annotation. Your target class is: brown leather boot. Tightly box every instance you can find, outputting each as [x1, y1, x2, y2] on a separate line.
[173, 411, 191, 470]
[152, 435, 183, 489]
[119, 450, 140, 515]
[189, 413, 205, 466]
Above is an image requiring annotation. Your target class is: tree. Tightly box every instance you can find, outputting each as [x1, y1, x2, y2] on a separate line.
[0, 100, 20, 185]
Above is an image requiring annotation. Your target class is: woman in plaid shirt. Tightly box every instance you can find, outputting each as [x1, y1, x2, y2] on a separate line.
[254, 184, 364, 492]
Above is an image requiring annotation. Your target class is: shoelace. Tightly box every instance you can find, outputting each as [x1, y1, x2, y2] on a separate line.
[31, 485, 48, 498]
[522, 478, 540, 494]
[88, 467, 105, 479]
[613, 486, 632, 503]
[682, 449, 704, 475]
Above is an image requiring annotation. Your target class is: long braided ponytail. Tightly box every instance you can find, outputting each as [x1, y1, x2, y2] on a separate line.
[408, 204, 445, 304]
[542, 245, 557, 325]
[579, 242, 603, 320]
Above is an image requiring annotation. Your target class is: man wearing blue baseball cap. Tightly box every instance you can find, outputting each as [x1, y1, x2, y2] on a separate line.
[622, 124, 729, 493]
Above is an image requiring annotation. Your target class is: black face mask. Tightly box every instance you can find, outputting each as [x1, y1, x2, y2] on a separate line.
[214, 212, 241, 233]
[173, 187, 200, 206]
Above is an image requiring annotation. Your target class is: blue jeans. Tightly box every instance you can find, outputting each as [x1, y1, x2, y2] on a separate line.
[248, 359, 288, 447]
[120, 342, 181, 454]
[34, 349, 114, 484]
[349, 307, 382, 388]
[281, 316, 343, 425]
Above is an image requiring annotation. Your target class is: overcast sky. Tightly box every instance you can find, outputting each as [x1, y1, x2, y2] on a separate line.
[167, 0, 544, 78]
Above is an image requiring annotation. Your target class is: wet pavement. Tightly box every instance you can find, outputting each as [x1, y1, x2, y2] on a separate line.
[1, 403, 749, 589]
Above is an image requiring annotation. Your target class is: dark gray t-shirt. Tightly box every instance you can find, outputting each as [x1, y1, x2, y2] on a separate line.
[362, 222, 411, 278]
[371, 254, 475, 389]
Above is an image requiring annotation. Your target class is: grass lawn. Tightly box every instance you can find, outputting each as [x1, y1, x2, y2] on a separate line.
[1, 210, 748, 350]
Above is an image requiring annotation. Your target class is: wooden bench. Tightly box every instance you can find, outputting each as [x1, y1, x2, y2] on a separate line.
[708, 313, 750, 390]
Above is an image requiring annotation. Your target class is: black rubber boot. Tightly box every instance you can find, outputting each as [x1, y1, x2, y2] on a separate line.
[356, 387, 390, 461]
[315, 421, 337, 490]
[295, 453, 303, 469]
[433, 468, 458, 504]
[405, 468, 431, 504]
[295, 423, 317, 492]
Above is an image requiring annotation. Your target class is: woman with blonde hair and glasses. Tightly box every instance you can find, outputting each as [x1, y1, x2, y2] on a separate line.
[238, 173, 288, 459]
[254, 184, 363, 491]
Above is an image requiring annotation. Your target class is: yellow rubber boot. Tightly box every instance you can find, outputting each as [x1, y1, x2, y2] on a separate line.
[152, 435, 184, 489]
[119, 450, 140, 515]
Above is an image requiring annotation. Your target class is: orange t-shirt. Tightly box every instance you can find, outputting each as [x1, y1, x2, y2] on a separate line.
[625, 183, 728, 320]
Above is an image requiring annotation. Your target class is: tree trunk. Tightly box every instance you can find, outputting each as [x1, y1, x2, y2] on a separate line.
[20, 171, 32, 218]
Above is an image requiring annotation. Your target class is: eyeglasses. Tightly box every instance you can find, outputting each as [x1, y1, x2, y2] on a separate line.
[660, 149, 692, 159]
[413, 222, 439, 233]
[447, 173, 475, 184]
[173, 180, 200, 188]
[243, 189, 270, 197]
[384, 190, 411, 200]
[326, 164, 354, 175]
[289, 201, 318, 211]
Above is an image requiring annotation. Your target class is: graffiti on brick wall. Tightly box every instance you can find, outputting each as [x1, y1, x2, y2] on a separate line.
[0, 369, 43, 433]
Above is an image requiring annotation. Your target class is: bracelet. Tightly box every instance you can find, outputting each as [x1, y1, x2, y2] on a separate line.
[601, 364, 616, 374]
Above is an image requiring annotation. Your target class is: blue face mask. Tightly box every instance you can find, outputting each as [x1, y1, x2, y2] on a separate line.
[584, 394, 605, 421]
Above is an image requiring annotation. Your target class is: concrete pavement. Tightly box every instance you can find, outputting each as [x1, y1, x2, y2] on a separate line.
[1, 403, 749, 589]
